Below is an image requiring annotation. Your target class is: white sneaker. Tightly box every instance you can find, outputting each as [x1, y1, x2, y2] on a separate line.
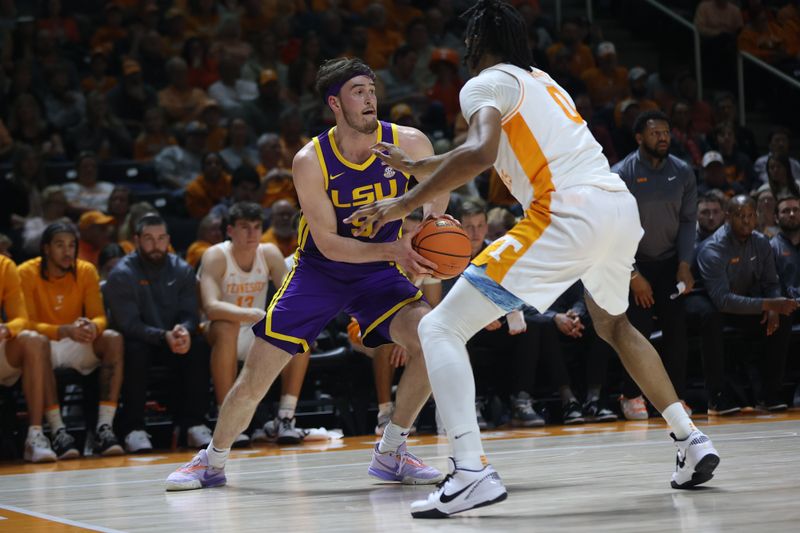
[232, 432, 250, 448]
[620, 395, 649, 420]
[124, 430, 153, 453]
[24, 431, 57, 463]
[671, 430, 720, 489]
[410, 458, 507, 518]
[264, 417, 303, 444]
[187, 425, 213, 448]
[250, 428, 268, 443]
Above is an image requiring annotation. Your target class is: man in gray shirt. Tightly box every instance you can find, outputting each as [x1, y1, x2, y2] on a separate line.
[612, 110, 696, 420]
[697, 196, 798, 411]
[771, 196, 800, 301]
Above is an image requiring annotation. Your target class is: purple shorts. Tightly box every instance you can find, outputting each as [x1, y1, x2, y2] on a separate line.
[252, 253, 423, 355]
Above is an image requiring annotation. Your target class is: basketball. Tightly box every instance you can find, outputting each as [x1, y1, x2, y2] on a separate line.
[411, 217, 472, 280]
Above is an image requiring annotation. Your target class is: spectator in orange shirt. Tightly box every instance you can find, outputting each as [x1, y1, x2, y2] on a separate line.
[78, 211, 114, 267]
[90, 4, 128, 49]
[278, 108, 310, 167]
[36, 0, 80, 44]
[81, 47, 117, 96]
[0, 255, 58, 463]
[18, 222, 124, 458]
[134, 107, 178, 162]
[260, 199, 298, 257]
[425, 48, 464, 130]
[158, 57, 208, 126]
[199, 99, 227, 153]
[546, 17, 596, 79]
[614, 67, 660, 123]
[738, 8, 798, 64]
[186, 152, 232, 219]
[364, 3, 405, 70]
[581, 41, 629, 109]
[255, 132, 297, 208]
[185, 213, 224, 269]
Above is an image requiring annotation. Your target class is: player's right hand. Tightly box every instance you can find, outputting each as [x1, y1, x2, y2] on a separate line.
[393, 225, 437, 277]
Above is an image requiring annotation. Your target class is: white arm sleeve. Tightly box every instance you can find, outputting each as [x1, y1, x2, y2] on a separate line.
[459, 68, 521, 124]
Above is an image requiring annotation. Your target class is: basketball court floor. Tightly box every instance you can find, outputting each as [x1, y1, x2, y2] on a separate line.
[1, 412, 799, 532]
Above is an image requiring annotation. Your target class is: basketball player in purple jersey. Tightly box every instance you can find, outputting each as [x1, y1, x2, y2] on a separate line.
[166, 58, 449, 490]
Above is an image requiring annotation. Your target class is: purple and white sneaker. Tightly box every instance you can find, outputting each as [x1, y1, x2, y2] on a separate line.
[165, 449, 227, 491]
[368, 442, 444, 485]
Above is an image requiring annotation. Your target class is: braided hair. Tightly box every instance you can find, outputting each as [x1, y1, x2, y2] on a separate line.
[462, 0, 533, 72]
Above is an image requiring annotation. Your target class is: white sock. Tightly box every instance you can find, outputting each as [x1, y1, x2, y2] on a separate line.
[378, 421, 409, 453]
[418, 278, 503, 471]
[206, 439, 230, 469]
[278, 394, 298, 420]
[27, 425, 44, 440]
[45, 406, 65, 433]
[378, 401, 394, 418]
[662, 401, 697, 440]
[97, 403, 117, 430]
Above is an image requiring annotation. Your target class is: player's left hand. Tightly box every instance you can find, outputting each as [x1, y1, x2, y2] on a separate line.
[345, 197, 410, 238]
[392, 225, 436, 277]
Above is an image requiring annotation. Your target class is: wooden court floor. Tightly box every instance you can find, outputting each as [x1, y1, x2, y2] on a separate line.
[1, 412, 799, 532]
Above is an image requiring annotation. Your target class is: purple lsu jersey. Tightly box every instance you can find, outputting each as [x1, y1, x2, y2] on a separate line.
[252, 121, 423, 355]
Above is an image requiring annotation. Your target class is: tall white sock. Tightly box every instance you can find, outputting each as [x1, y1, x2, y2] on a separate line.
[278, 394, 298, 420]
[45, 405, 65, 433]
[418, 278, 504, 471]
[97, 402, 117, 430]
[206, 439, 230, 469]
[378, 421, 409, 453]
[662, 402, 697, 440]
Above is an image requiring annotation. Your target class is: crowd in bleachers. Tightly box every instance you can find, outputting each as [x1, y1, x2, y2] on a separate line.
[0, 0, 799, 463]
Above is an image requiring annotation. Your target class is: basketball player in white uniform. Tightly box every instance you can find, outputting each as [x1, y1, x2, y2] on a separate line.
[199, 202, 309, 445]
[348, 0, 719, 518]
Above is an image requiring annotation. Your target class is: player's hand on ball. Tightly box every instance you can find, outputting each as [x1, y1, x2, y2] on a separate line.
[346, 197, 410, 238]
[393, 225, 437, 277]
[371, 142, 415, 175]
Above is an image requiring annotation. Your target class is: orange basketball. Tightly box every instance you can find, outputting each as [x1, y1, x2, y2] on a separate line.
[411, 217, 472, 279]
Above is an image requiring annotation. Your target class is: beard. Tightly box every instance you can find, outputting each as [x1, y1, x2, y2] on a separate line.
[141, 249, 167, 266]
[342, 105, 378, 135]
[642, 141, 669, 160]
[779, 219, 800, 233]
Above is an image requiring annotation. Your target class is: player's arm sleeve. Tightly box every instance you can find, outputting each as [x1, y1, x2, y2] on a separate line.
[1, 262, 28, 338]
[677, 167, 698, 265]
[105, 269, 168, 346]
[81, 264, 107, 334]
[697, 243, 762, 314]
[459, 73, 507, 125]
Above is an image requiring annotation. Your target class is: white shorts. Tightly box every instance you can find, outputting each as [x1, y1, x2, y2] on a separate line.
[51, 338, 100, 375]
[237, 326, 256, 362]
[472, 186, 643, 316]
[0, 341, 22, 387]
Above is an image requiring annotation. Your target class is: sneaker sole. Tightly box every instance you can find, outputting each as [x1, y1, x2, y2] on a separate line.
[564, 417, 585, 425]
[589, 415, 618, 423]
[100, 444, 125, 456]
[411, 490, 508, 518]
[671, 453, 720, 489]
[165, 478, 227, 491]
[57, 449, 80, 460]
[24, 451, 57, 463]
[708, 407, 740, 416]
[276, 435, 302, 444]
[511, 420, 545, 428]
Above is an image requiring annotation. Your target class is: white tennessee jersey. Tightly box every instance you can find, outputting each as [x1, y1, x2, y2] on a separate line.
[213, 241, 270, 310]
[459, 63, 627, 208]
